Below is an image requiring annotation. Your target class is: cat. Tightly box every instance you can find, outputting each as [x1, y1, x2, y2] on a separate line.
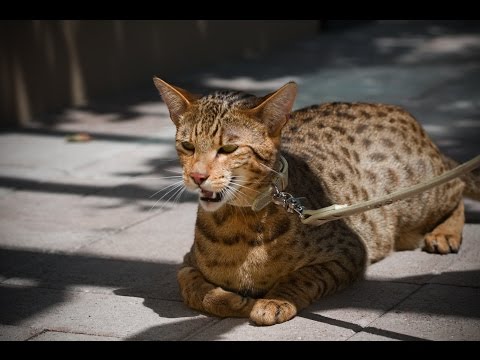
[153, 77, 480, 326]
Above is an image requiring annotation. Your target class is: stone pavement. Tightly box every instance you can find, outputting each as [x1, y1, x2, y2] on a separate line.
[1, 20, 480, 341]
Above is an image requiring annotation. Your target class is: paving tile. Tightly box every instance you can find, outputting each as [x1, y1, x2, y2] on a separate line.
[1, 250, 182, 302]
[0, 164, 132, 191]
[0, 133, 139, 173]
[0, 190, 139, 253]
[0, 174, 195, 254]
[304, 281, 420, 327]
[187, 317, 355, 341]
[367, 284, 480, 341]
[366, 226, 480, 286]
[0, 284, 214, 340]
[0, 188, 14, 199]
[452, 224, 480, 264]
[78, 175, 196, 222]
[0, 166, 166, 210]
[348, 331, 399, 341]
[1, 201, 197, 301]
[78, 202, 197, 262]
[0, 191, 103, 252]
[427, 225, 480, 288]
[430, 262, 480, 288]
[0, 324, 42, 341]
[29, 331, 121, 341]
[366, 248, 458, 285]
[74, 144, 178, 180]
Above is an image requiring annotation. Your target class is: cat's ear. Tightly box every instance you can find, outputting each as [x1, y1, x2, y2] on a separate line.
[249, 82, 297, 137]
[153, 77, 197, 125]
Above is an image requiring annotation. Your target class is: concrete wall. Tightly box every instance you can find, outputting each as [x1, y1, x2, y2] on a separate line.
[0, 20, 318, 127]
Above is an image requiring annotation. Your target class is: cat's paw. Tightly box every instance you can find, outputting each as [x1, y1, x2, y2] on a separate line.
[424, 232, 462, 254]
[202, 287, 253, 318]
[250, 298, 297, 326]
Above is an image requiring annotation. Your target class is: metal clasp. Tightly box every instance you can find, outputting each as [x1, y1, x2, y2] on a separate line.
[271, 184, 306, 219]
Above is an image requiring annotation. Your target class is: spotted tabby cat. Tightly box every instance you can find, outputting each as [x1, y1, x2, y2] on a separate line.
[153, 77, 480, 326]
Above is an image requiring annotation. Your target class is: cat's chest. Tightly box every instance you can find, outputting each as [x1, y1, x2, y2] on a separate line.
[195, 241, 282, 296]
[193, 214, 300, 295]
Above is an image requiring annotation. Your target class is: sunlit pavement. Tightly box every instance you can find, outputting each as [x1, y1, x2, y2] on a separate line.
[1, 20, 479, 341]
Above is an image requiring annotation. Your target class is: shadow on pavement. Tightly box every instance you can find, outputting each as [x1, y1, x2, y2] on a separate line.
[0, 127, 173, 144]
[1, 246, 479, 340]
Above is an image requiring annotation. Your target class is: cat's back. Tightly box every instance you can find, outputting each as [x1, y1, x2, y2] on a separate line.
[282, 102, 445, 180]
[283, 102, 432, 153]
[281, 102, 463, 256]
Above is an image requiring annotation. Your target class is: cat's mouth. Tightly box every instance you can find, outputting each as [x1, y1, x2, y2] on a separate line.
[200, 190, 223, 203]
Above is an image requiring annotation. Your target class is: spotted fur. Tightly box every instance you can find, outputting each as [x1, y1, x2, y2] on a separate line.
[154, 77, 479, 326]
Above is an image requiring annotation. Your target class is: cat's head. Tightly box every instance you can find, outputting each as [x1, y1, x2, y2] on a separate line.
[153, 77, 297, 212]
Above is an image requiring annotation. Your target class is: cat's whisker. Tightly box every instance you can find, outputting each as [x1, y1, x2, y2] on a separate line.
[226, 184, 250, 202]
[149, 180, 184, 199]
[150, 185, 186, 213]
[234, 173, 272, 189]
[229, 181, 262, 194]
[163, 186, 186, 208]
[172, 187, 187, 206]
[159, 182, 185, 202]
[149, 188, 183, 212]
[259, 162, 281, 176]
[230, 175, 264, 193]
[224, 186, 242, 204]
[135, 175, 183, 180]
[149, 183, 184, 208]
[165, 169, 184, 174]
[149, 182, 185, 211]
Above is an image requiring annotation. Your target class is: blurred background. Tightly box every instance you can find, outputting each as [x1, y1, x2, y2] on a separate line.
[2, 20, 479, 158]
[1, 20, 320, 127]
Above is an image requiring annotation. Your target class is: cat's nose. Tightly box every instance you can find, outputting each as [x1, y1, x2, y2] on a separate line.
[190, 172, 209, 186]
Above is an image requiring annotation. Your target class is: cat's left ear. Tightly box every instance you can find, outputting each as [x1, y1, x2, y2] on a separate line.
[153, 77, 198, 126]
[249, 82, 297, 137]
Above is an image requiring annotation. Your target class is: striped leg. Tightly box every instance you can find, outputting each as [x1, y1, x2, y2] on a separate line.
[177, 266, 255, 318]
[250, 259, 361, 326]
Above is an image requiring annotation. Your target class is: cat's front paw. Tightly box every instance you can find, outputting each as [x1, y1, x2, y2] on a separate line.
[202, 287, 254, 318]
[250, 298, 297, 326]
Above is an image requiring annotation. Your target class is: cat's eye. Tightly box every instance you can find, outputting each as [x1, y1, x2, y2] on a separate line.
[218, 144, 238, 154]
[181, 142, 195, 151]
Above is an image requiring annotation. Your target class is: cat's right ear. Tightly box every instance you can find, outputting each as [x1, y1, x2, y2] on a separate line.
[153, 77, 197, 125]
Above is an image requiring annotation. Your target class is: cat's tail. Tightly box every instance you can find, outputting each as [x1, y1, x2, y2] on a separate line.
[442, 155, 480, 201]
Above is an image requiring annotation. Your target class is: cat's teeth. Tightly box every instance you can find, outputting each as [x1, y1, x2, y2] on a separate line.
[200, 190, 222, 202]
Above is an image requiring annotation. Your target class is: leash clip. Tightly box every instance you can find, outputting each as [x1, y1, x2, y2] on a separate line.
[271, 184, 306, 219]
